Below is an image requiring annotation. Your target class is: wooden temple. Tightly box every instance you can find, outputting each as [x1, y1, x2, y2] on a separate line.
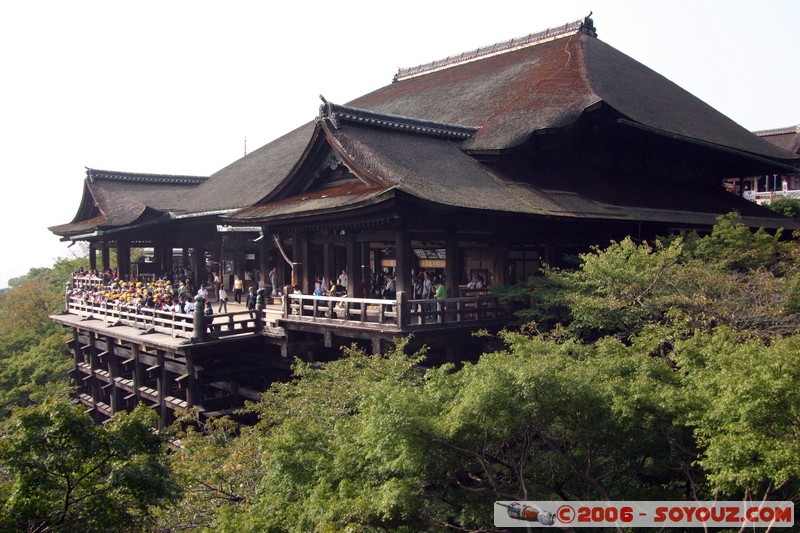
[50, 15, 800, 425]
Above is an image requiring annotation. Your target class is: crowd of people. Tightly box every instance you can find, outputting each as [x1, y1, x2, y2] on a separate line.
[69, 267, 257, 317]
[70, 277, 204, 316]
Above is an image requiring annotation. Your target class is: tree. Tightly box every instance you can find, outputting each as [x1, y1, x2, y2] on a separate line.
[768, 196, 800, 218]
[156, 413, 264, 531]
[0, 259, 88, 420]
[676, 328, 800, 502]
[495, 214, 800, 339]
[0, 398, 178, 532]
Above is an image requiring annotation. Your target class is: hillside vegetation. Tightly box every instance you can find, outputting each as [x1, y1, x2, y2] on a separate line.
[1, 214, 799, 532]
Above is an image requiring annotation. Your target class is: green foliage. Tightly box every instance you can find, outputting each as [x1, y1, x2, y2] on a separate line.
[676, 329, 800, 499]
[500, 214, 800, 339]
[0, 259, 87, 420]
[768, 196, 800, 218]
[240, 343, 429, 532]
[0, 398, 177, 532]
[156, 414, 264, 532]
[689, 212, 786, 272]
[0, 331, 72, 419]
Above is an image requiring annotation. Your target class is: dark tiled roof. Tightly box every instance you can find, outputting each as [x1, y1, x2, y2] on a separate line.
[54, 18, 800, 239]
[232, 121, 798, 230]
[754, 125, 800, 156]
[49, 168, 207, 237]
[319, 101, 477, 140]
[174, 123, 317, 214]
[87, 168, 207, 185]
[349, 29, 797, 161]
[229, 181, 389, 222]
[394, 17, 595, 81]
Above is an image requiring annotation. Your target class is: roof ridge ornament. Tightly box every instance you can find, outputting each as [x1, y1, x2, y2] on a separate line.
[394, 16, 597, 82]
[85, 167, 208, 185]
[318, 98, 478, 140]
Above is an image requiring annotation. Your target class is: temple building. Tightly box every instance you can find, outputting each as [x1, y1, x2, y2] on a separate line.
[723, 125, 800, 204]
[49, 15, 800, 424]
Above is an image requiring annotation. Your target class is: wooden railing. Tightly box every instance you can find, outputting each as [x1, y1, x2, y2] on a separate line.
[743, 189, 800, 203]
[283, 291, 502, 330]
[66, 297, 260, 341]
[64, 291, 504, 342]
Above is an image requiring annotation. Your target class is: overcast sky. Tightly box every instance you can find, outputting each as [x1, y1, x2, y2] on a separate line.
[1, 0, 798, 288]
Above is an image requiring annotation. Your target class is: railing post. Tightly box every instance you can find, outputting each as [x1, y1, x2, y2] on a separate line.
[192, 295, 206, 343]
[396, 291, 407, 327]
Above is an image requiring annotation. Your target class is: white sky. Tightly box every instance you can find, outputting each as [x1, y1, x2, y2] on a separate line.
[1, 0, 798, 288]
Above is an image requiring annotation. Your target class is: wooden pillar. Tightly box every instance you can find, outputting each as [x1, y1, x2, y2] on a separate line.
[117, 237, 131, 281]
[345, 231, 360, 297]
[89, 242, 97, 271]
[131, 344, 142, 401]
[182, 248, 190, 270]
[544, 242, 557, 267]
[322, 241, 331, 287]
[185, 358, 200, 409]
[163, 240, 173, 272]
[192, 245, 206, 289]
[445, 233, 460, 298]
[294, 232, 310, 293]
[101, 242, 111, 271]
[234, 233, 246, 280]
[108, 345, 120, 414]
[259, 230, 270, 289]
[494, 238, 509, 286]
[153, 237, 165, 274]
[394, 229, 412, 295]
[359, 242, 369, 297]
[156, 351, 167, 429]
[87, 332, 99, 422]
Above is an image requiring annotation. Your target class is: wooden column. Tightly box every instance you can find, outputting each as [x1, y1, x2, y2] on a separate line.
[131, 344, 142, 401]
[234, 233, 246, 280]
[544, 242, 557, 267]
[108, 345, 120, 414]
[87, 332, 99, 422]
[359, 242, 370, 299]
[294, 232, 310, 293]
[163, 239, 173, 272]
[394, 228, 412, 295]
[117, 237, 131, 281]
[153, 237, 166, 274]
[182, 248, 190, 270]
[494, 238, 509, 286]
[192, 245, 206, 289]
[445, 233, 460, 298]
[345, 231, 360, 297]
[322, 241, 331, 287]
[155, 351, 167, 429]
[259, 229, 270, 289]
[89, 242, 97, 271]
[185, 358, 200, 409]
[101, 242, 111, 271]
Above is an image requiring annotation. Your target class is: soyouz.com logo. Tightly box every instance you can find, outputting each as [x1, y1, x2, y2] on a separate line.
[494, 501, 794, 528]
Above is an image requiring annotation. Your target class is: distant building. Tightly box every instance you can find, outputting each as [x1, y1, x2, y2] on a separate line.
[724, 125, 800, 204]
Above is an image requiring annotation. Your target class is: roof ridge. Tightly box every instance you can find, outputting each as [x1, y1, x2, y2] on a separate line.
[86, 167, 208, 185]
[318, 100, 478, 140]
[393, 14, 597, 82]
[753, 125, 800, 137]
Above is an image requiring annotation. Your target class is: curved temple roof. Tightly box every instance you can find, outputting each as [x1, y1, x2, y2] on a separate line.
[49, 168, 208, 238]
[53, 16, 800, 237]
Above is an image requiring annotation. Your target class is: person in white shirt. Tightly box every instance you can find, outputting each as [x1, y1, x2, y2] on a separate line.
[467, 274, 484, 289]
[218, 285, 228, 313]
